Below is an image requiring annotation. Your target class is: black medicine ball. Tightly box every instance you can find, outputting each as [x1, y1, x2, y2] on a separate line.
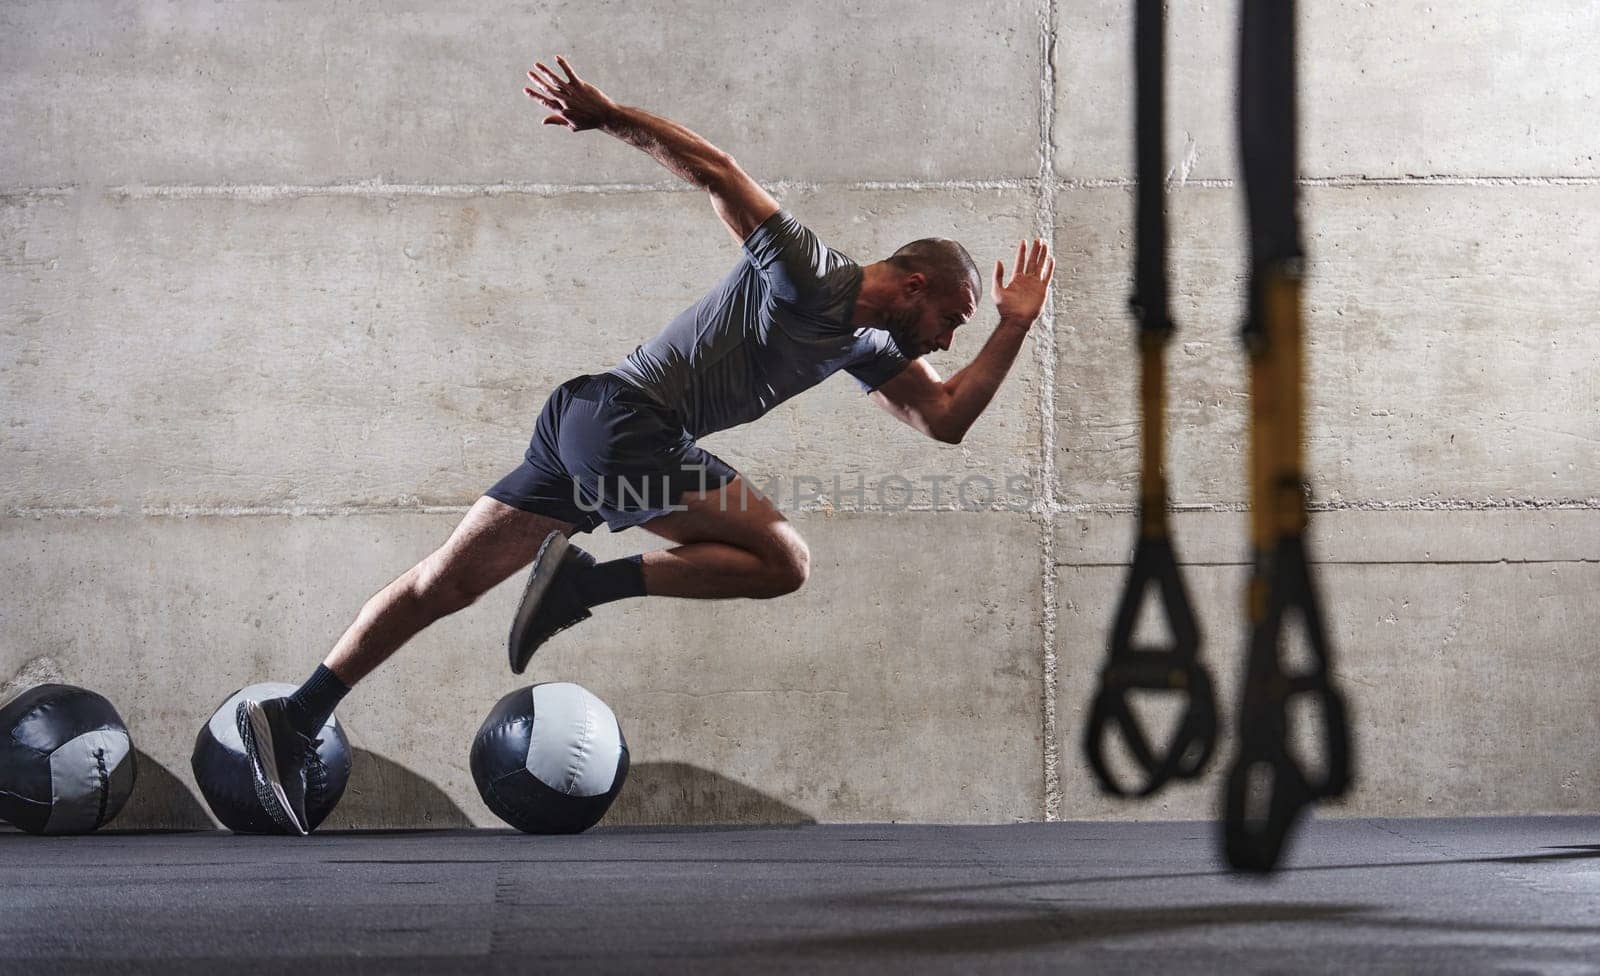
[0, 683, 137, 835]
[191, 682, 352, 834]
[471, 682, 629, 834]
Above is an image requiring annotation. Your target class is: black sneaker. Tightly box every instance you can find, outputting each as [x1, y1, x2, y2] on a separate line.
[236, 697, 315, 836]
[508, 531, 594, 675]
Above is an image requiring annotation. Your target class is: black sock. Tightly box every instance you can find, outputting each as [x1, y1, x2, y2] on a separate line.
[286, 664, 350, 736]
[572, 554, 647, 608]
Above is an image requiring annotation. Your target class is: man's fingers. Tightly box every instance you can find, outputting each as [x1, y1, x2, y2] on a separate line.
[525, 73, 561, 102]
[1043, 254, 1056, 284]
[1028, 239, 1051, 277]
[525, 88, 562, 111]
[555, 55, 580, 83]
[533, 62, 565, 90]
[992, 259, 1005, 298]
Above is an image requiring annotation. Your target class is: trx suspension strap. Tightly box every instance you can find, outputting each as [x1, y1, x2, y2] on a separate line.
[1222, 0, 1353, 872]
[1083, 0, 1217, 798]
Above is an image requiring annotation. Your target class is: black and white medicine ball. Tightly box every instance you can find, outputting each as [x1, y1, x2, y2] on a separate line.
[471, 682, 629, 834]
[191, 682, 352, 834]
[0, 683, 137, 835]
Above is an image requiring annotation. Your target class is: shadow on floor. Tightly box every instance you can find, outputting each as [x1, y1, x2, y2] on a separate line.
[757, 901, 1370, 956]
[780, 839, 1600, 953]
[816, 844, 1600, 909]
[319, 748, 473, 830]
[108, 748, 216, 832]
[771, 885, 1600, 958]
[602, 761, 816, 827]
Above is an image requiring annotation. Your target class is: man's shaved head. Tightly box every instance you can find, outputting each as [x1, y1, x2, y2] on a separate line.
[886, 238, 981, 298]
[865, 237, 983, 360]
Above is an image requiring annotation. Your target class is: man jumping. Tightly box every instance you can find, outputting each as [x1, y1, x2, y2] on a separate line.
[236, 55, 1055, 835]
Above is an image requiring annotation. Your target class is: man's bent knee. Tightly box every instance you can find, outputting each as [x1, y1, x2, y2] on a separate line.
[761, 533, 810, 597]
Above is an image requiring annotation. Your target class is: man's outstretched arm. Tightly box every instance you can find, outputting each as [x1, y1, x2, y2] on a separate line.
[870, 239, 1056, 444]
[525, 56, 779, 244]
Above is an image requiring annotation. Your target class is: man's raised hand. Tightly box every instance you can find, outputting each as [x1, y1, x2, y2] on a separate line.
[992, 239, 1056, 325]
[524, 55, 618, 132]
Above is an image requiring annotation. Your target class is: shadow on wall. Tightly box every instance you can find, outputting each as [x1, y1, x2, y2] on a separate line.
[6, 746, 806, 832]
[1, 659, 222, 832]
[312, 759, 812, 829]
[320, 748, 473, 830]
[110, 748, 216, 831]
[605, 762, 816, 826]
[94, 747, 473, 832]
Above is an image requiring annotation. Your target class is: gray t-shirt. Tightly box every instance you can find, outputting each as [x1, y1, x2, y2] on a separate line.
[607, 209, 909, 439]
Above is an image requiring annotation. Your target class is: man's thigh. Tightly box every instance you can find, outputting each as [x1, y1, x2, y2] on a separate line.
[639, 477, 802, 555]
[421, 496, 575, 598]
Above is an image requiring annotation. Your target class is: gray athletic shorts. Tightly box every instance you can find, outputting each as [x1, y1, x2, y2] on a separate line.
[485, 373, 737, 533]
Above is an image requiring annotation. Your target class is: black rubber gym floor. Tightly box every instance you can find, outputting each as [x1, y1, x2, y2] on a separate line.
[5, 816, 1599, 973]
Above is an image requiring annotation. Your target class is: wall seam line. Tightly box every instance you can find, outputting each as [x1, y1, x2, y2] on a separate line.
[6, 173, 1596, 203]
[1036, 0, 1063, 825]
[7, 498, 1599, 519]
[1056, 559, 1600, 568]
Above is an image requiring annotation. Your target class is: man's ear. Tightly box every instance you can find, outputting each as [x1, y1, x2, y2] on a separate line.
[902, 272, 928, 298]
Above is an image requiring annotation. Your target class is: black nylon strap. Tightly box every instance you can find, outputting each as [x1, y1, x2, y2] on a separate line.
[1216, 0, 1356, 876]
[1239, 0, 1302, 277]
[1084, 0, 1218, 800]
[1223, 1, 1355, 871]
[1131, 0, 1169, 338]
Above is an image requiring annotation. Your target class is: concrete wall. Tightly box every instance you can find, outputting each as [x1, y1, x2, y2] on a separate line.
[2, 1, 1596, 829]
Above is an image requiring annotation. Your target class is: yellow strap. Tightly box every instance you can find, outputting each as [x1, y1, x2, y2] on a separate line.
[1248, 264, 1307, 556]
[1138, 329, 1171, 538]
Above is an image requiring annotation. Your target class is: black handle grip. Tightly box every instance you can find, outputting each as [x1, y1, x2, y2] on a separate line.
[1085, 656, 1218, 796]
[1084, 535, 1218, 797]
[1222, 537, 1354, 872]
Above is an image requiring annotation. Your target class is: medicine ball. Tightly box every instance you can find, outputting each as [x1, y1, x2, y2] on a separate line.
[471, 682, 629, 834]
[191, 682, 351, 834]
[0, 683, 137, 835]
